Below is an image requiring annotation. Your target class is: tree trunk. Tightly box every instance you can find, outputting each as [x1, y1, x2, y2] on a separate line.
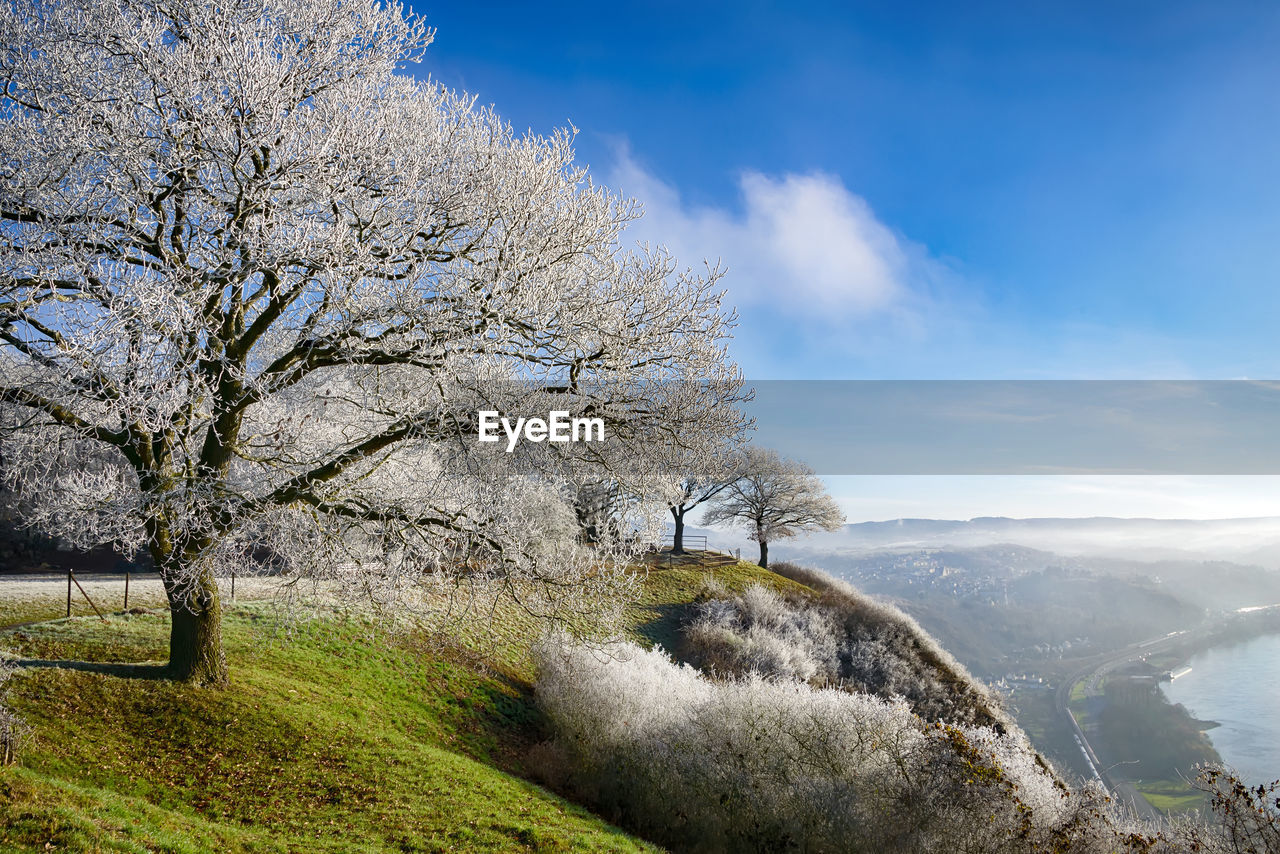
[671, 506, 686, 554]
[758, 539, 768, 568]
[163, 564, 228, 686]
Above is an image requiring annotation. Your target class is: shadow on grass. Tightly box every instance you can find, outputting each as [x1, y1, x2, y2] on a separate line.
[631, 600, 695, 651]
[7, 658, 171, 679]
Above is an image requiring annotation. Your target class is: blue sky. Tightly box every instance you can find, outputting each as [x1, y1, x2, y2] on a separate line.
[410, 1, 1280, 518]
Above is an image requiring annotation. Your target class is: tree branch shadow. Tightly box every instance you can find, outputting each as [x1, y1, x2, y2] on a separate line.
[6, 658, 171, 680]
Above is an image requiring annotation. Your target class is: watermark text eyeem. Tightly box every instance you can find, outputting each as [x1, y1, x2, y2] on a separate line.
[477, 410, 605, 452]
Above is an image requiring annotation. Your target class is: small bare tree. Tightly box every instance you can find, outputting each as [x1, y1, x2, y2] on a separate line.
[702, 448, 844, 568]
[0, 0, 744, 684]
[668, 468, 740, 555]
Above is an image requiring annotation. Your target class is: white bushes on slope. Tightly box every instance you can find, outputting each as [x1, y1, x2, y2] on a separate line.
[685, 585, 839, 682]
[767, 562, 1010, 727]
[685, 577, 1008, 729]
[533, 636, 1121, 853]
[769, 560, 986, 696]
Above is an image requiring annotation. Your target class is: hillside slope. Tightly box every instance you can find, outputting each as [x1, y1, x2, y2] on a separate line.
[0, 557, 1005, 852]
[0, 606, 655, 851]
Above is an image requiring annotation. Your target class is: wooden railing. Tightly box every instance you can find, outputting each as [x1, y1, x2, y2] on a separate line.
[660, 534, 708, 551]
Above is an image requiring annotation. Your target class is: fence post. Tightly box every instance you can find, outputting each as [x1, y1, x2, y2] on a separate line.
[231, 572, 236, 601]
[66, 568, 72, 618]
[124, 570, 130, 611]
[68, 570, 107, 622]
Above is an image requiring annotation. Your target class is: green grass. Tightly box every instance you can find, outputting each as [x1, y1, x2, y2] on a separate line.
[629, 555, 810, 652]
[1133, 779, 1210, 814]
[1068, 681, 1086, 705]
[0, 607, 661, 851]
[0, 598, 69, 629]
[0, 592, 168, 631]
[0, 557, 789, 852]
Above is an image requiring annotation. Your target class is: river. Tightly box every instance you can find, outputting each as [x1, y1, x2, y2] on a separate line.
[1159, 632, 1280, 789]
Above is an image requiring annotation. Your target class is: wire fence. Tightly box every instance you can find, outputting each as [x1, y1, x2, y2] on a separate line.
[0, 571, 268, 629]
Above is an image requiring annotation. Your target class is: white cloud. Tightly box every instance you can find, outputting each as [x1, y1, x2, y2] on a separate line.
[607, 147, 947, 317]
[602, 146, 1197, 380]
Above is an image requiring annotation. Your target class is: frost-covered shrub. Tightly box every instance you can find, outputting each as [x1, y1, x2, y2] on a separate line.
[685, 585, 839, 682]
[763, 562, 1010, 729]
[534, 636, 1201, 853]
[1196, 766, 1280, 854]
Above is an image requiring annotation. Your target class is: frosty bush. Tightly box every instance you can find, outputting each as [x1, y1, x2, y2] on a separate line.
[685, 585, 839, 682]
[1196, 766, 1280, 854]
[688, 572, 1008, 730]
[533, 636, 1212, 853]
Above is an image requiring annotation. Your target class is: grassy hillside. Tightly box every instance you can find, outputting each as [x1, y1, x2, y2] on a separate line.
[0, 557, 997, 852]
[0, 608, 660, 850]
[0, 557, 799, 853]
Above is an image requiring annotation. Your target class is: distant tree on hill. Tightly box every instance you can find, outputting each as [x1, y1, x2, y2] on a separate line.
[702, 447, 844, 567]
[667, 459, 746, 554]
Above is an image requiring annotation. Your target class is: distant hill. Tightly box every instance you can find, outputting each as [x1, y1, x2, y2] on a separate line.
[699, 516, 1280, 568]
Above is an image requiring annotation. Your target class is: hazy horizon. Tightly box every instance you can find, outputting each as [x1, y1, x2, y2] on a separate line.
[815, 474, 1280, 523]
[692, 511, 1280, 568]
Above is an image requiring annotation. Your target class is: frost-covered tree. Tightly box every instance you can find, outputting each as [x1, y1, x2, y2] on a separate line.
[0, 0, 744, 683]
[658, 394, 752, 555]
[702, 447, 844, 567]
[571, 479, 624, 545]
[666, 452, 747, 555]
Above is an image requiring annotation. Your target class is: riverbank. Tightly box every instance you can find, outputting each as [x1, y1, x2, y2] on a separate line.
[1161, 632, 1280, 790]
